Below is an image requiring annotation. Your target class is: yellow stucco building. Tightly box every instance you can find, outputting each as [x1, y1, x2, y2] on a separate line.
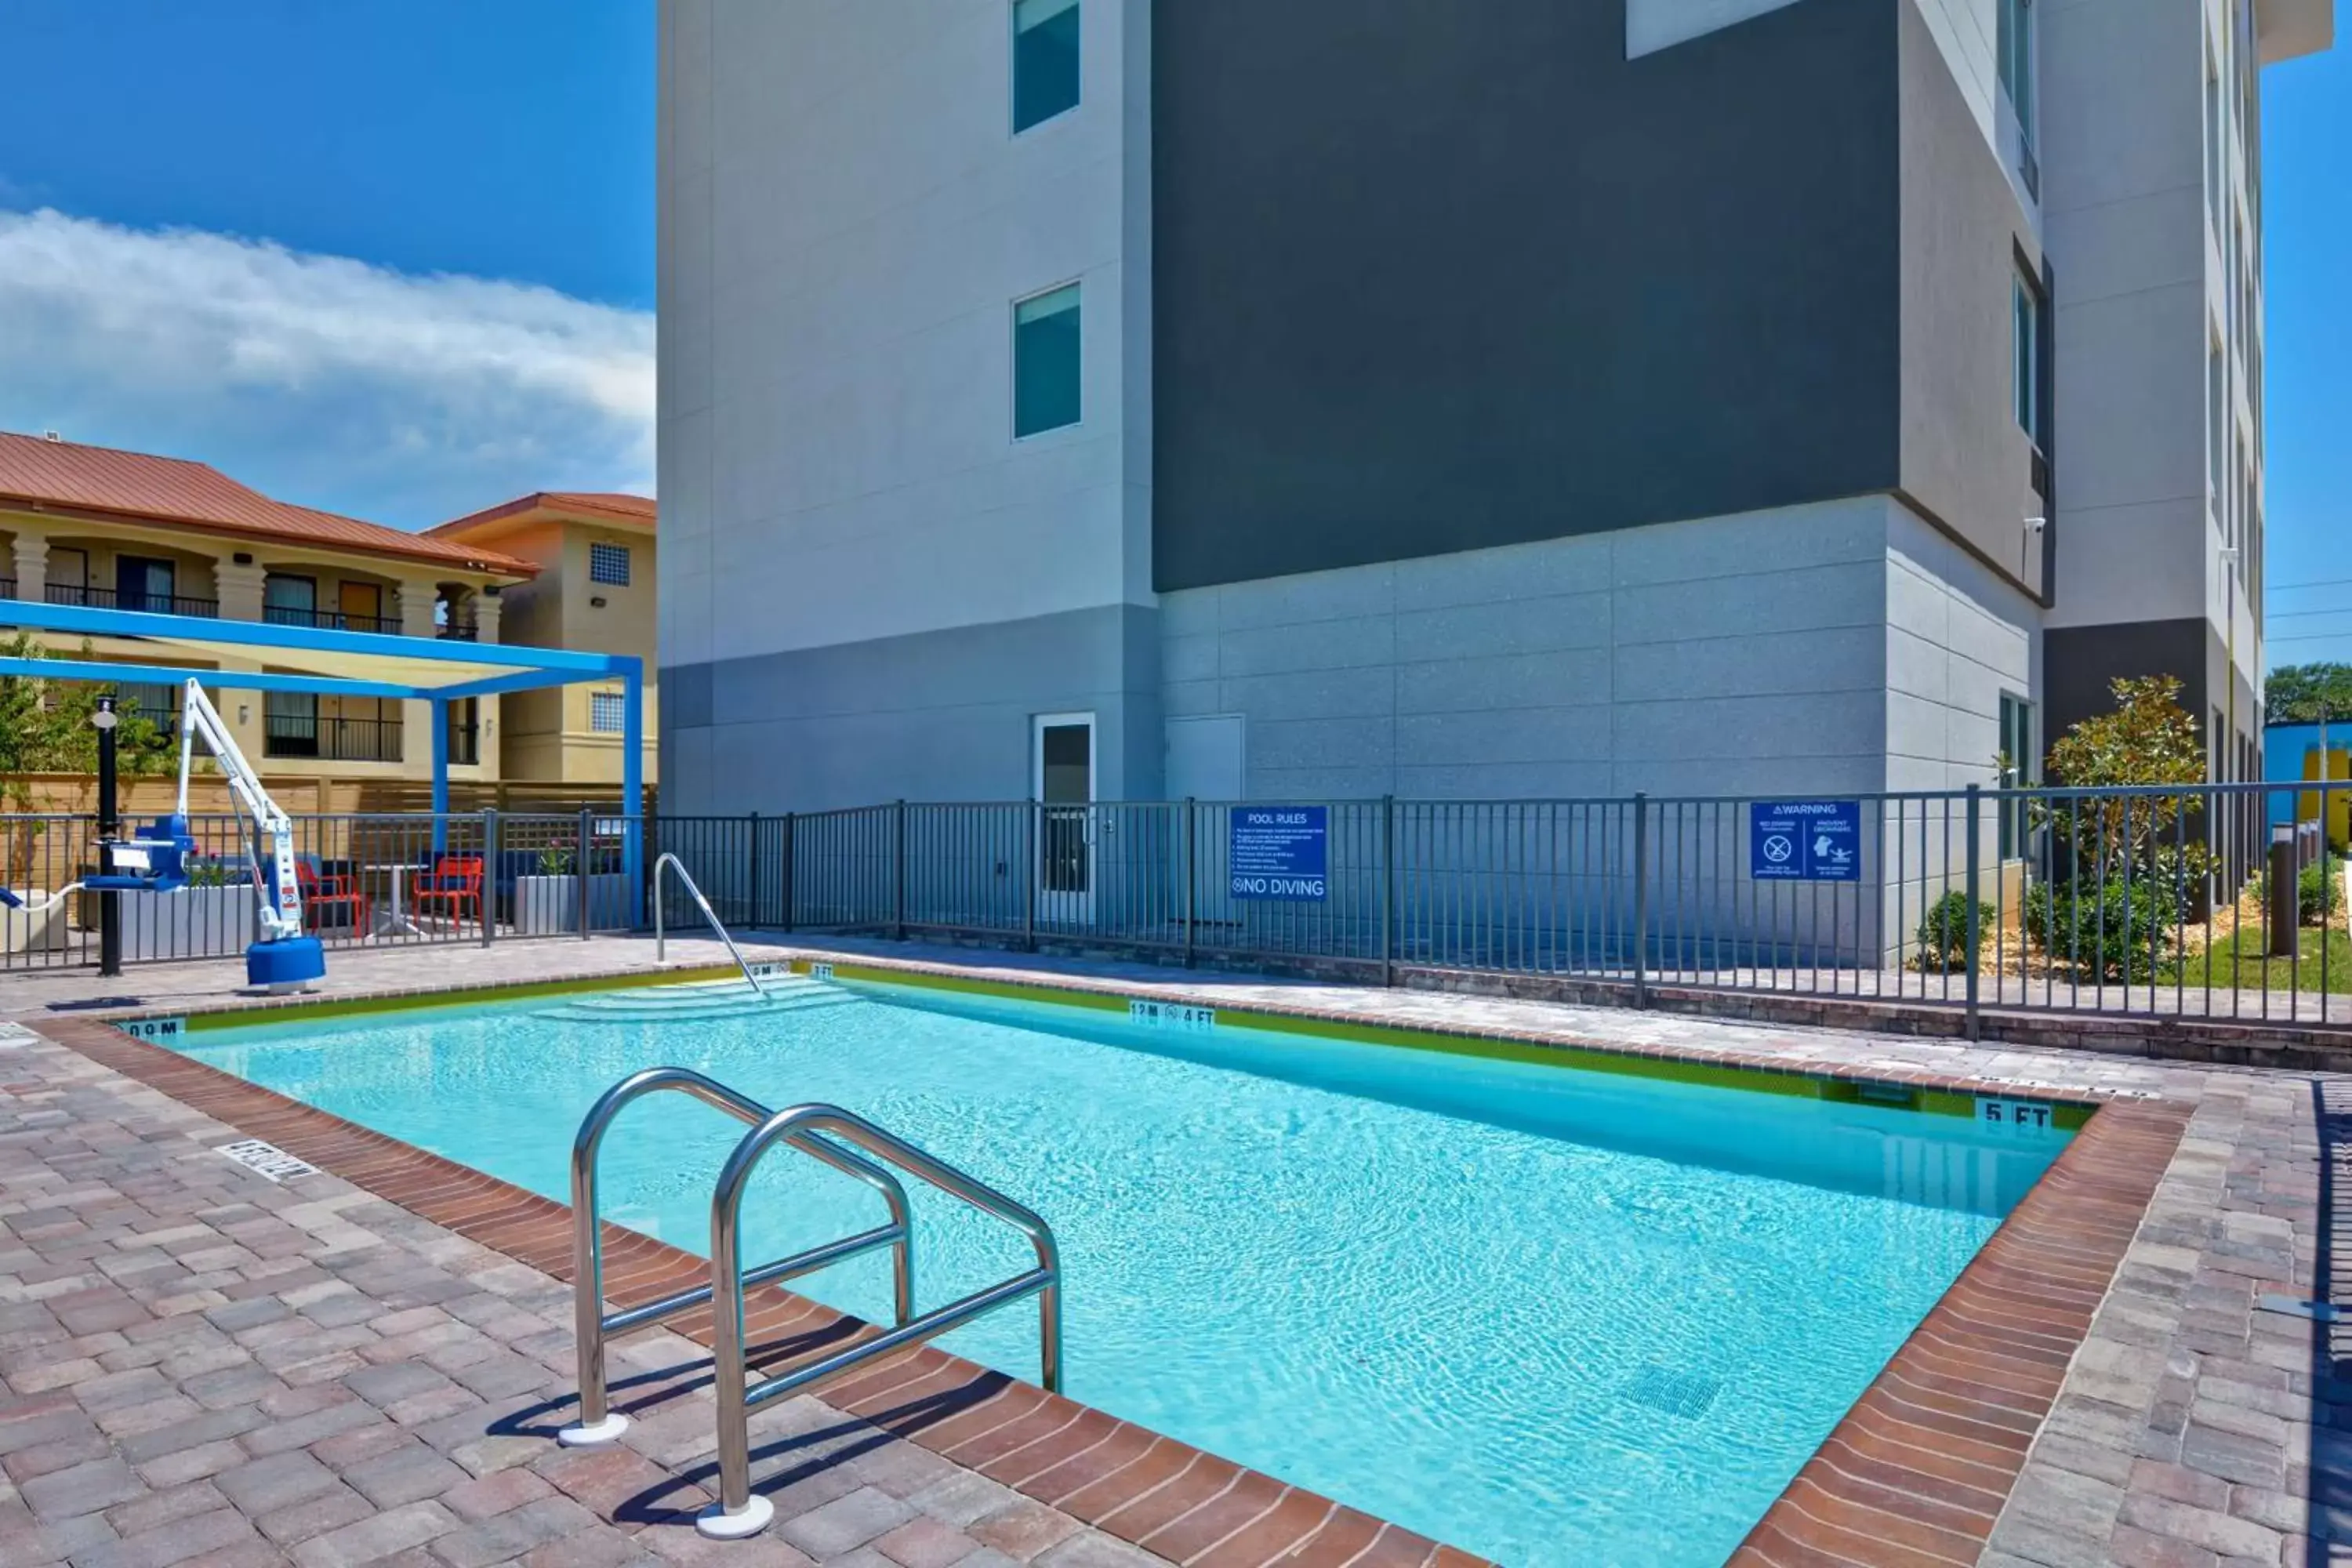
[1, 430, 658, 800]
[428, 492, 658, 787]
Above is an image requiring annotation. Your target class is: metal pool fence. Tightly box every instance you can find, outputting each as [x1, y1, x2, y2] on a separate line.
[655, 782, 2349, 1032]
[6, 783, 2347, 1033]
[0, 808, 637, 969]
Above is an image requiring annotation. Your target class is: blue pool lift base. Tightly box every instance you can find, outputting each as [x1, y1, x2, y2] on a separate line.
[247, 935, 326, 993]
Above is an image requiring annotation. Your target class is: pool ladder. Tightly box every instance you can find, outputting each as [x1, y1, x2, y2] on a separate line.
[652, 852, 766, 996]
[559, 1066, 1062, 1541]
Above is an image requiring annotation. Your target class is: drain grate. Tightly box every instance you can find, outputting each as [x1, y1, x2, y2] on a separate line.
[1621, 1363, 1723, 1421]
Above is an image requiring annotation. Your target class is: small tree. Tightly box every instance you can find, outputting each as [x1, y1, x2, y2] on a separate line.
[1, 633, 176, 884]
[2025, 675, 2212, 979]
[2266, 662, 2352, 724]
[2041, 674, 2209, 871]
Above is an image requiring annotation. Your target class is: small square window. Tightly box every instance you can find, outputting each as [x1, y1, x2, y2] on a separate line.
[1014, 284, 1081, 438]
[590, 691, 627, 734]
[589, 542, 631, 586]
[1013, 0, 1080, 133]
[2013, 268, 2043, 446]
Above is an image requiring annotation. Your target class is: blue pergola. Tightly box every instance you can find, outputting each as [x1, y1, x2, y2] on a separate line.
[0, 597, 647, 923]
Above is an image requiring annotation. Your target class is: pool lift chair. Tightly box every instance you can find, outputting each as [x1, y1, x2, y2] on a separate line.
[0, 677, 325, 992]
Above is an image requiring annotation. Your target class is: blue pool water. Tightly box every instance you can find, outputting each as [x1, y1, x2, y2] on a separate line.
[175, 977, 2067, 1566]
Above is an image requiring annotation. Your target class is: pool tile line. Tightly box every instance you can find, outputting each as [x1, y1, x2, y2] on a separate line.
[774, 952, 2145, 1116]
[37, 1013, 1477, 1568]
[72, 945, 2146, 1122]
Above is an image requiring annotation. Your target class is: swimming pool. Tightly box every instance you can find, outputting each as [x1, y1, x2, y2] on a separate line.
[169, 972, 2071, 1566]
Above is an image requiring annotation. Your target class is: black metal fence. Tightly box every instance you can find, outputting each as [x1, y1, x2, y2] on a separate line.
[1, 808, 637, 970]
[656, 782, 2343, 1030]
[6, 783, 2346, 1032]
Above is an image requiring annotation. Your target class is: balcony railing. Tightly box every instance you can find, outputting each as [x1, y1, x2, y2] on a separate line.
[446, 723, 481, 767]
[45, 583, 220, 619]
[263, 716, 405, 764]
[437, 622, 480, 641]
[0, 576, 14, 599]
[263, 605, 403, 636]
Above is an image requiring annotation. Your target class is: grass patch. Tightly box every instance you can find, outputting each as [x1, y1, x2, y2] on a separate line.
[2172, 924, 2352, 993]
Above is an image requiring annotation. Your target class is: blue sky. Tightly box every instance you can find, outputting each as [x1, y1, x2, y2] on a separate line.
[0, 0, 654, 529]
[2254, 43, 2352, 669]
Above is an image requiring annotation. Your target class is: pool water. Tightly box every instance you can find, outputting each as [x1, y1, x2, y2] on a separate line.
[176, 976, 2067, 1566]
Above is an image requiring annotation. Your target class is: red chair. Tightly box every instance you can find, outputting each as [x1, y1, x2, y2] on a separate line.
[297, 862, 370, 935]
[412, 855, 485, 926]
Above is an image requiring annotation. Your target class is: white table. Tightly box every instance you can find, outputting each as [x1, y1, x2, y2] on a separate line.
[361, 862, 424, 938]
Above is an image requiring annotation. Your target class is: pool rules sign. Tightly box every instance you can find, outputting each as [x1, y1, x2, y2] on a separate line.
[1229, 807, 1328, 901]
[1749, 800, 1861, 882]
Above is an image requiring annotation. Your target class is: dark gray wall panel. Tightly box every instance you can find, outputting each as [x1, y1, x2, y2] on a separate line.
[2044, 617, 2211, 763]
[1152, 0, 1902, 592]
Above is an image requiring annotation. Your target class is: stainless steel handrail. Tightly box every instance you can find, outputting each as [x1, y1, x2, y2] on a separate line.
[653, 851, 765, 995]
[698, 1103, 1061, 1540]
[557, 1068, 916, 1446]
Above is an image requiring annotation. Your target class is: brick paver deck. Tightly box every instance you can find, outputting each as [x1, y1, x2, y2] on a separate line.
[7, 936, 2352, 1566]
[0, 1018, 1178, 1568]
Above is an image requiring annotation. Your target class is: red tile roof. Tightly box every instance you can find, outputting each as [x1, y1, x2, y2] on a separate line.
[429, 490, 656, 539]
[0, 430, 533, 575]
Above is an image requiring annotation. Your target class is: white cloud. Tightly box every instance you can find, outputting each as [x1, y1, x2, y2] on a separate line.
[0, 208, 654, 528]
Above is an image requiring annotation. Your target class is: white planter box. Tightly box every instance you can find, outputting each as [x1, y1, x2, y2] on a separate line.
[2, 892, 70, 955]
[118, 884, 255, 960]
[514, 873, 629, 935]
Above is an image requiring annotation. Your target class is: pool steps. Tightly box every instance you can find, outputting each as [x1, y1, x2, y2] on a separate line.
[532, 975, 856, 1025]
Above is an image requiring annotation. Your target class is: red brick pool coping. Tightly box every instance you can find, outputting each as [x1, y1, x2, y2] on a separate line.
[36, 953, 2193, 1568]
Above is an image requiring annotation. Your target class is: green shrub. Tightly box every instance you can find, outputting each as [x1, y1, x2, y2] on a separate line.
[2299, 854, 2343, 926]
[2024, 876, 2183, 983]
[1915, 891, 1991, 973]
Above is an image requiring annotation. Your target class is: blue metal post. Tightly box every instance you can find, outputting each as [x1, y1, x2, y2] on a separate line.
[622, 662, 645, 929]
[430, 699, 450, 853]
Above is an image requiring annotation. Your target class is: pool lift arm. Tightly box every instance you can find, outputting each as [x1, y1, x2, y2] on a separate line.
[0, 678, 325, 990]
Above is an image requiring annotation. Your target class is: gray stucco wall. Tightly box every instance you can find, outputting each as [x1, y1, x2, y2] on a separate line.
[1896, 0, 2050, 600]
[661, 605, 1162, 815]
[1149, 0, 1904, 593]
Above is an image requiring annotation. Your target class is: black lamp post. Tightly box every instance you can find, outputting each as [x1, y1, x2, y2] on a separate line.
[94, 694, 120, 977]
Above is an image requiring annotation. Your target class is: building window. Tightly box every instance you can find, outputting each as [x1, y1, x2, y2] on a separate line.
[1014, 283, 1081, 437]
[264, 572, 317, 626]
[264, 691, 320, 759]
[114, 681, 183, 740]
[2012, 267, 2043, 446]
[590, 691, 627, 734]
[116, 556, 176, 614]
[1012, 0, 1080, 134]
[445, 698, 480, 767]
[1997, 0, 2034, 148]
[589, 542, 631, 586]
[2205, 49, 2220, 236]
[1998, 694, 2037, 859]
[2207, 336, 2224, 514]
